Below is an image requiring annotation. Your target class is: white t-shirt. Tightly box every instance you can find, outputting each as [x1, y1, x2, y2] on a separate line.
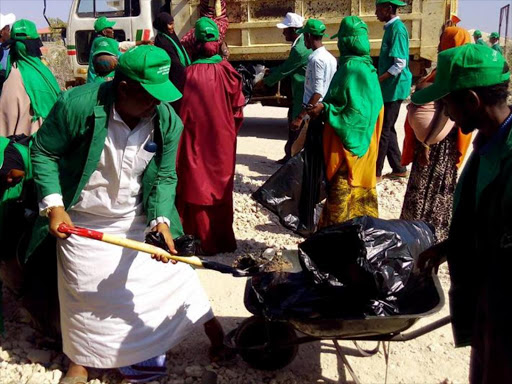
[303, 46, 337, 104]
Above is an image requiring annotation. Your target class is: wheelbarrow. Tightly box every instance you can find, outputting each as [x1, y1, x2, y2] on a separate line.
[224, 251, 451, 384]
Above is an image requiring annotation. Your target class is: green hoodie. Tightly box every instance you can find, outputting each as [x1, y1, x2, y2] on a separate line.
[323, 16, 383, 157]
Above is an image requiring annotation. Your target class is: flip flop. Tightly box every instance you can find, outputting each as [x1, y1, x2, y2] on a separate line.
[59, 376, 88, 384]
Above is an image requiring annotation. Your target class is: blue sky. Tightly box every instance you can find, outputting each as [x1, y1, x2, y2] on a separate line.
[0, 0, 510, 35]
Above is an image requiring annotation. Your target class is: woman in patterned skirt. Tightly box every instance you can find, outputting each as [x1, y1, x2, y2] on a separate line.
[400, 25, 473, 240]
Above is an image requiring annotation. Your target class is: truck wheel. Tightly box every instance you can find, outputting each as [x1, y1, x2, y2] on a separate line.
[234, 316, 298, 371]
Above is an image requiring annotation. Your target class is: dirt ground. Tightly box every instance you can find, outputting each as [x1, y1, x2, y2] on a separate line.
[0, 104, 470, 384]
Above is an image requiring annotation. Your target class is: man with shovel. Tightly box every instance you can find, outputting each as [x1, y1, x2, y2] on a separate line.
[30, 45, 225, 384]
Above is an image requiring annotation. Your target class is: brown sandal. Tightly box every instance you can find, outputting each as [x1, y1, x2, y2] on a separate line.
[59, 376, 88, 384]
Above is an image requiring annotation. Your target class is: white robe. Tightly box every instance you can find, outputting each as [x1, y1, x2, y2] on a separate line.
[47, 108, 213, 368]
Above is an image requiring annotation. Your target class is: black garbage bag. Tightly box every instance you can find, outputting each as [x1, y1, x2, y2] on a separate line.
[252, 122, 326, 237]
[235, 64, 255, 106]
[248, 217, 437, 318]
[298, 216, 436, 296]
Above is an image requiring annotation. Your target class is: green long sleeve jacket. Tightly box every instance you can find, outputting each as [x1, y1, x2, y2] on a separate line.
[264, 35, 312, 120]
[27, 81, 184, 259]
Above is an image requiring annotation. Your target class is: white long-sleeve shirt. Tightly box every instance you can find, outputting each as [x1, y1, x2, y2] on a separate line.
[39, 106, 169, 228]
[303, 46, 338, 104]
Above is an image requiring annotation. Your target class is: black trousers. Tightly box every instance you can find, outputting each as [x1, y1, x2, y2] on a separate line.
[284, 108, 301, 159]
[376, 100, 407, 176]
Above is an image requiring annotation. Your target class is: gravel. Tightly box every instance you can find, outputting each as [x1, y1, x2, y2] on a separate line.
[0, 105, 470, 383]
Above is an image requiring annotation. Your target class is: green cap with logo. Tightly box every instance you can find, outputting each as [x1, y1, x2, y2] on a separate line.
[473, 30, 482, 38]
[91, 37, 119, 57]
[297, 19, 329, 37]
[10, 19, 39, 40]
[195, 17, 219, 42]
[94, 16, 116, 33]
[376, 0, 407, 6]
[412, 44, 510, 105]
[490, 32, 500, 39]
[117, 45, 182, 102]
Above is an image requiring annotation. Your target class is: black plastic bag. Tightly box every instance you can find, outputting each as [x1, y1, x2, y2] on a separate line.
[247, 217, 437, 319]
[298, 216, 436, 296]
[252, 122, 326, 237]
[145, 232, 201, 256]
[235, 64, 255, 106]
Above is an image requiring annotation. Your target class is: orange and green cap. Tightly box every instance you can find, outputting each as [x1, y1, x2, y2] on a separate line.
[117, 45, 182, 102]
[195, 17, 219, 42]
[297, 19, 328, 37]
[94, 16, 116, 33]
[376, 0, 407, 6]
[412, 44, 510, 105]
[11, 19, 39, 40]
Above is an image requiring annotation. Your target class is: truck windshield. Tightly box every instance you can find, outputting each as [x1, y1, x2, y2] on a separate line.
[77, 0, 140, 18]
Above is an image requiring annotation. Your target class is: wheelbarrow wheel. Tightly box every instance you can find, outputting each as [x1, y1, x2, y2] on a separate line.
[234, 316, 298, 371]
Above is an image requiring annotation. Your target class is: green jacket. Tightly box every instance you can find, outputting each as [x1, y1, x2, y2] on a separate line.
[447, 121, 512, 348]
[378, 18, 412, 103]
[264, 35, 312, 120]
[27, 81, 184, 259]
[492, 43, 504, 55]
[475, 38, 487, 46]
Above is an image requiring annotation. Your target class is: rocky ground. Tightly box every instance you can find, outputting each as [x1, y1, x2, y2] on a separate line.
[0, 105, 470, 384]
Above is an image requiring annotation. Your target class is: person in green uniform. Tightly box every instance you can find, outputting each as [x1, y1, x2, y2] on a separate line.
[473, 30, 486, 46]
[87, 17, 119, 84]
[489, 32, 503, 54]
[375, 0, 412, 180]
[88, 36, 120, 83]
[257, 12, 312, 163]
[415, 44, 512, 384]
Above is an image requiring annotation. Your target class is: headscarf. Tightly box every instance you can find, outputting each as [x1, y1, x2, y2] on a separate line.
[6, 19, 60, 122]
[439, 26, 471, 52]
[192, 17, 222, 64]
[323, 16, 383, 158]
[153, 12, 191, 67]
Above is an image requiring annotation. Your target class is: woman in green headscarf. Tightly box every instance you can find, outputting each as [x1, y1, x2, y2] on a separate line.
[308, 16, 384, 226]
[0, 19, 60, 137]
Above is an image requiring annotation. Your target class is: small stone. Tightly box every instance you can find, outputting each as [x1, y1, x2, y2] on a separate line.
[26, 372, 47, 384]
[224, 369, 237, 379]
[168, 379, 185, 384]
[185, 365, 204, 378]
[185, 377, 194, 384]
[27, 349, 52, 365]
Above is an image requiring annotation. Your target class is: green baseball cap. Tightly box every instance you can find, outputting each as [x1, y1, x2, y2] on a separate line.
[376, 0, 407, 6]
[473, 30, 482, 38]
[331, 16, 368, 39]
[117, 45, 182, 102]
[195, 17, 219, 42]
[94, 16, 116, 33]
[91, 37, 119, 57]
[412, 44, 510, 105]
[297, 19, 329, 37]
[490, 32, 500, 39]
[10, 19, 39, 40]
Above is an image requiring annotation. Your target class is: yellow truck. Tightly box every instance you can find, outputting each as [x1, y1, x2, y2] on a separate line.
[66, 0, 457, 83]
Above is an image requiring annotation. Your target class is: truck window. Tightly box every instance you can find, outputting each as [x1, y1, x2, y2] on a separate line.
[75, 29, 126, 65]
[77, 0, 140, 18]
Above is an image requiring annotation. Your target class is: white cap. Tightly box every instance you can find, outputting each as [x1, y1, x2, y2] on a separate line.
[276, 13, 304, 29]
[0, 13, 16, 30]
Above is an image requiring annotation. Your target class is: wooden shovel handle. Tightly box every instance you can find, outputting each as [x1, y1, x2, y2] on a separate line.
[58, 224, 205, 268]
